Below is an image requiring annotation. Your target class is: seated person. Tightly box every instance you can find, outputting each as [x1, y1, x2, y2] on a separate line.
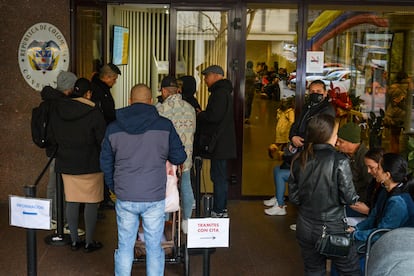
[348, 153, 414, 242]
[336, 122, 372, 217]
[348, 148, 386, 219]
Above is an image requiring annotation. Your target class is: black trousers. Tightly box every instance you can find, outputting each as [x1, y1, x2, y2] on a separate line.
[296, 214, 361, 276]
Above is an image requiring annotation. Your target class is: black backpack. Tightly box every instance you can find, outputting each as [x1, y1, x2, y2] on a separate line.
[31, 101, 50, 148]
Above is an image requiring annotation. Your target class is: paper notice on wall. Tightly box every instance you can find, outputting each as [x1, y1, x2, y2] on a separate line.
[306, 51, 324, 73]
[9, 195, 51, 230]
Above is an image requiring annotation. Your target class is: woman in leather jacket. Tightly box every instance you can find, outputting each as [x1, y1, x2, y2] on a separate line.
[288, 113, 360, 275]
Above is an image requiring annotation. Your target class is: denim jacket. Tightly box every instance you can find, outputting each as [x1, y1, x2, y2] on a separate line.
[354, 187, 414, 241]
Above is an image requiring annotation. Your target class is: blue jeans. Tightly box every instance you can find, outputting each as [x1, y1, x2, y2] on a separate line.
[273, 166, 290, 206]
[181, 170, 195, 220]
[210, 159, 228, 213]
[115, 199, 165, 276]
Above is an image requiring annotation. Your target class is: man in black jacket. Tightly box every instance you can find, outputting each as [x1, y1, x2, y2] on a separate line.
[91, 63, 121, 209]
[197, 65, 236, 218]
[91, 63, 121, 125]
[289, 80, 336, 149]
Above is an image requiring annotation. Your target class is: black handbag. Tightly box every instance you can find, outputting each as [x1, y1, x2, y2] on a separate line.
[315, 225, 352, 258]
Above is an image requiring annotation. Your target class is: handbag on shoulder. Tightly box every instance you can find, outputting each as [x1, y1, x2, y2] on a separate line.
[315, 224, 352, 258]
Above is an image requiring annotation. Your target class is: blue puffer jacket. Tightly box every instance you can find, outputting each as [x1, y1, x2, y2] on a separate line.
[100, 103, 186, 202]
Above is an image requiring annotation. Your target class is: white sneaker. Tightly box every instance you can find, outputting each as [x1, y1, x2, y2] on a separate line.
[263, 196, 278, 207]
[289, 224, 296, 231]
[181, 220, 188, 234]
[264, 205, 287, 216]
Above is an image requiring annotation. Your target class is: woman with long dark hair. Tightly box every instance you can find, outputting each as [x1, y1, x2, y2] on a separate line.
[288, 113, 360, 275]
[348, 153, 414, 242]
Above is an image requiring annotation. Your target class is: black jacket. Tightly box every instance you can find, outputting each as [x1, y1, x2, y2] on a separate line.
[289, 97, 336, 141]
[288, 144, 359, 222]
[91, 74, 116, 125]
[196, 79, 236, 160]
[40, 86, 68, 157]
[49, 97, 106, 174]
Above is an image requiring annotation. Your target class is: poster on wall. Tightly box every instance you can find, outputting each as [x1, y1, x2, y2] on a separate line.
[306, 51, 324, 73]
[112, 25, 129, 65]
[18, 22, 70, 91]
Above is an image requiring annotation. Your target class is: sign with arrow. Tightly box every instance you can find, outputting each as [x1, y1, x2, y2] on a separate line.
[187, 218, 229, 248]
[9, 195, 51, 229]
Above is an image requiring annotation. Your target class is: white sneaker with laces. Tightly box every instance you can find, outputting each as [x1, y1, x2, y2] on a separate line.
[264, 205, 287, 216]
[263, 196, 278, 207]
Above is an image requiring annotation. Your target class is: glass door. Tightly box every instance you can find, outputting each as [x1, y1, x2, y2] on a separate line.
[175, 10, 230, 193]
[242, 7, 298, 197]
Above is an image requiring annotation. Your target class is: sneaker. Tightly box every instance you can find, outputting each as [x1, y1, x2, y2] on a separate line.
[181, 219, 188, 234]
[289, 224, 296, 231]
[264, 205, 287, 216]
[263, 196, 278, 207]
[84, 241, 103, 253]
[211, 211, 228, 218]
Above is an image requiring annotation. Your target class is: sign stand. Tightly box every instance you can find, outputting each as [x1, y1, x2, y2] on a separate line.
[23, 185, 37, 276]
[188, 157, 223, 276]
[23, 153, 55, 276]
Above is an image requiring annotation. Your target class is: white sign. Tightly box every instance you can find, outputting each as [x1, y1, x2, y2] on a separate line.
[187, 218, 229, 248]
[306, 51, 324, 73]
[9, 195, 51, 230]
[18, 22, 70, 91]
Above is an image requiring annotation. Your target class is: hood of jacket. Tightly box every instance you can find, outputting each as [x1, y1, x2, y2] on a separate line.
[41, 86, 66, 101]
[55, 97, 96, 121]
[208, 78, 233, 94]
[180, 76, 197, 98]
[116, 103, 159, 134]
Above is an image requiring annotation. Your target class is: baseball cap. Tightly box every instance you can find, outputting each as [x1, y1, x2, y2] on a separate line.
[160, 76, 178, 89]
[201, 65, 224, 76]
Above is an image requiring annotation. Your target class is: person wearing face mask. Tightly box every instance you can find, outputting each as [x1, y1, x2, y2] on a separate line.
[289, 79, 336, 151]
[347, 153, 414, 243]
[285, 80, 335, 231]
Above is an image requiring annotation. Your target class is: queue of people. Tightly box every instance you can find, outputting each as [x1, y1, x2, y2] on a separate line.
[39, 63, 414, 275]
[41, 64, 235, 275]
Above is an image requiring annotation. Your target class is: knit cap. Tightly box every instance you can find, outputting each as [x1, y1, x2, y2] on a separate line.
[56, 71, 77, 91]
[338, 122, 361, 143]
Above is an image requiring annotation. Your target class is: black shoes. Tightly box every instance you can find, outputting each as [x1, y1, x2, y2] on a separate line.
[71, 240, 102, 253]
[84, 241, 103, 253]
[71, 240, 85, 251]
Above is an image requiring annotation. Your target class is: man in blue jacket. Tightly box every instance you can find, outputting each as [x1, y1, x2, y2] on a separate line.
[100, 83, 186, 276]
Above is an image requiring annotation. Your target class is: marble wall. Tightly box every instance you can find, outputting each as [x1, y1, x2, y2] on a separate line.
[0, 0, 70, 201]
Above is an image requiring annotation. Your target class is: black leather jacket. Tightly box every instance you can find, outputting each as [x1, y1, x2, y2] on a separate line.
[288, 144, 359, 222]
